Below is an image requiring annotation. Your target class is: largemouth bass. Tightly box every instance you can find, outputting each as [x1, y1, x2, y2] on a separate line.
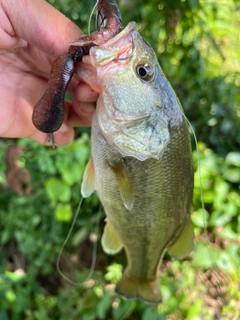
[77, 22, 194, 304]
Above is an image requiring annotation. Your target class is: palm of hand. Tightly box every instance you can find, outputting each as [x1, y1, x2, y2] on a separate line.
[0, 44, 53, 141]
[0, 0, 97, 145]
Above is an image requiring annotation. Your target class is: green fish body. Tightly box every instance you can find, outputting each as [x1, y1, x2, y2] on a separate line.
[77, 22, 194, 304]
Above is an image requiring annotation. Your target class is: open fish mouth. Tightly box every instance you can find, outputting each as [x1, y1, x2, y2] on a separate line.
[89, 22, 137, 67]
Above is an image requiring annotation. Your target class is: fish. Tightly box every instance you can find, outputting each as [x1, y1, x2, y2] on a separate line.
[76, 22, 194, 304]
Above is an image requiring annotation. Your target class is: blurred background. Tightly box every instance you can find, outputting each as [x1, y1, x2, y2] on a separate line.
[0, 0, 240, 319]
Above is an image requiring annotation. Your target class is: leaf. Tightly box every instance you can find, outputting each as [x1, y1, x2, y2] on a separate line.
[192, 243, 220, 269]
[54, 204, 72, 222]
[223, 168, 240, 183]
[216, 251, 235, 272]
[96, 293, 112, 319]
[187, 300, 204, 319]
[0, 310, 8, 320]
[143, 308, 166, 320]
[188, 0, 199, 9]
[45, 178, 71, 202]
[105, 264, 123, 283]
[75, 144, 90, 165]
[1, 230, 11, 245]
[5, 271, 25, 282]
[219, 227, 239, 240]
[5, 290, 16, 302]
[57, 161, 84, 186]
[112, 300, 136, 320]
[192, 208, 209, 228]
[72, 228, 89, 246]
[225, 152, 240, 167]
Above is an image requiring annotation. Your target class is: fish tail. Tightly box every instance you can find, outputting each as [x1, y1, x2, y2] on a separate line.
[115, 270, 161, 304]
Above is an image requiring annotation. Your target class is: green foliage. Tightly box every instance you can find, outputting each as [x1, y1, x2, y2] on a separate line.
[0, 0, 240, 319]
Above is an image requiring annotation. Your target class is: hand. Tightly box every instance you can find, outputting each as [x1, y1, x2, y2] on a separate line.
[0, 0, 98, 146]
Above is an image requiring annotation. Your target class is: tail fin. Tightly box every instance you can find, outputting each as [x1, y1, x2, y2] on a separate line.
[115, 271, 161, 304]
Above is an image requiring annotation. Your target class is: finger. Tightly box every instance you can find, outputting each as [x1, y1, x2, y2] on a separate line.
[67, 97, 95, 127]
[28, 124, 75, 146]
[2, 0, 83, 56]
[75, 81, 99, 103]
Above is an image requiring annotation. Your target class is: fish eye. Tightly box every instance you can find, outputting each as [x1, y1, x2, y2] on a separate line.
[136, 63, 154, 81]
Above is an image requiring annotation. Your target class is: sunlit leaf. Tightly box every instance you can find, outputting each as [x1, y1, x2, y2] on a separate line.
[45, 178, 71, 202]
[226, 152, 240, 168]
[54, 204, 72, 222]
[223, 168, 240, 183]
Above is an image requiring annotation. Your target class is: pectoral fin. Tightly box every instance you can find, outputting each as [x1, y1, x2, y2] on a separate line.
[81, 158, 95, 198]
[109, 159, 133, 211]
[101, 221, 123, 255]
[168, 218, 194, 259]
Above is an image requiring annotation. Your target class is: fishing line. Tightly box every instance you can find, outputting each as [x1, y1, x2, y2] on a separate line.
[178, 108, 225, 301]
[88, 1, 98, 35]
[179, 111, 207, 238]
[84, 208, 102, 283]
[56, 196, 83, 285]
[56, 195, 101, 286]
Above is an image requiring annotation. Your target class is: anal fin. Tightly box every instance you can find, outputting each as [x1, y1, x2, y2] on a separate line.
[168, 217, 194, 259]
[101, 220, 123, 254]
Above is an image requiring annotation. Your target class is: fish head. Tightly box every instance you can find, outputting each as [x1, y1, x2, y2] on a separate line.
[78, 22, 184, 161]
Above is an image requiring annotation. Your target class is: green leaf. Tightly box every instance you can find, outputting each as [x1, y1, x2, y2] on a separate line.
[192, 208, 209, 228]
[223, 168, 240, 183]
[45, 178, 71, 202]
[54, 204, 72, 222]
[225, 152, 240, 167]
[96, 293, 112, 319]
[1, 230, 11, 245]
[216, 251, 235, 271]
[143, 307, 165, 320]
[219, 227, 239, 240]
[112, 300, 136, 320]
[59, 162, 84, 186]
[0, 310, 8, 320]
[5, 271, 25, 282]
[75, 143, 90, 165]
[188, 0, 199, 9]
[72, 228, 89, 246]
[105, 264, 123, 283]
[192, 243, 220, 269]
[5, 290, 16, 303]
[187, 299, 204, 319]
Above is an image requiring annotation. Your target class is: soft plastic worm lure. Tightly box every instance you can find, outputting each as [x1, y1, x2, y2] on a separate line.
[32, 0, 123, 138]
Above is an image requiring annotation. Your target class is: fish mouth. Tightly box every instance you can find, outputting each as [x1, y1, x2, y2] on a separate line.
[98, 22, 137, 48]
[89, 22, 138, 67]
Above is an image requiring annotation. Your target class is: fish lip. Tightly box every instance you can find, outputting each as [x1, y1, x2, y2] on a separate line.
[88, 22, 138, 67]
[96, 22, 137, 48]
